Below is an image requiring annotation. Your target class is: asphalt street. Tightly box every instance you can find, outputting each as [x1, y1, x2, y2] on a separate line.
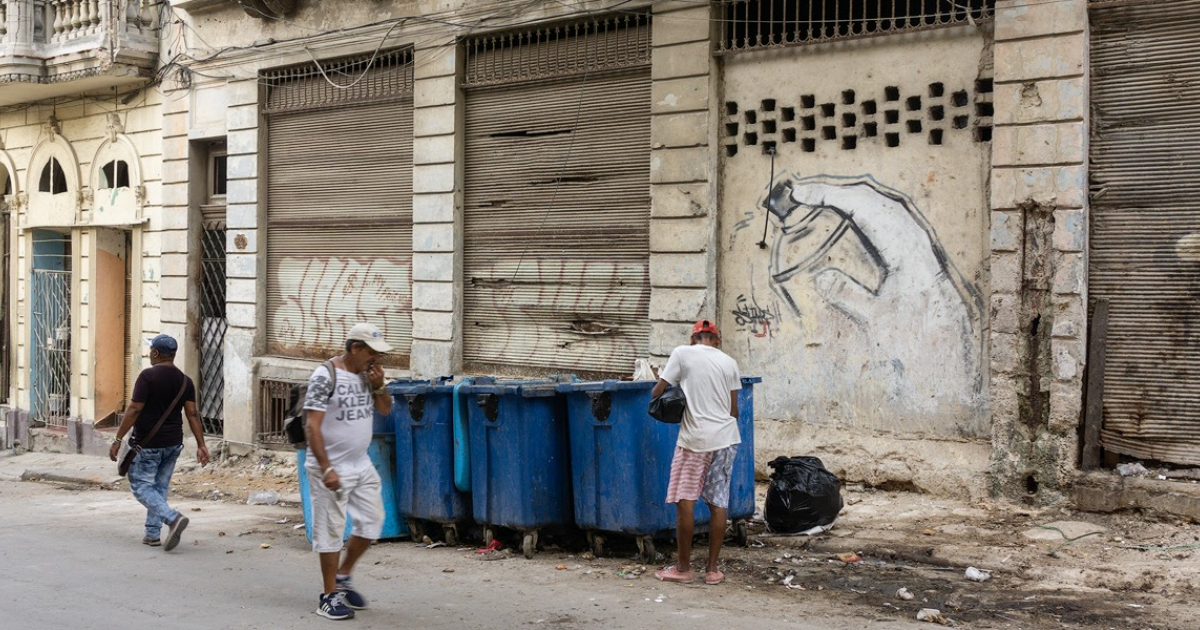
[0, 479, 920, 630]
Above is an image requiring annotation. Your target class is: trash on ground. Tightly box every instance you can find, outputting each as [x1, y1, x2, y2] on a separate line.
[923, 528, 936, 536]
[293, 524, 304, 530]
[917, 608, 948, 625]
[1116, 462, 1149, 477]
[836, 552, 861, 562]
[442, 568, 454, 573]
[425, 541, 446, 549]
[476, 540, 503, 554]
[964, 566, 991, 582]
[260, 543, 271, 549]
[897, 587, 915, 600]
[781, 575, 804, 590]
[247, 491, 279, 505]
[274, 518, 289, 524]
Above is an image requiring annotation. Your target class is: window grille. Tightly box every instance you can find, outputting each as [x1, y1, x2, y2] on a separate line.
[463, 11, 651, 88]
[262, 47, 414, 114]
[257, 377, 300, 445]
[717, 0, 996, 54]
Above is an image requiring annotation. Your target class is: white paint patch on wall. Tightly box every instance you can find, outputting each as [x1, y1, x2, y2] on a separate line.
[718, 29, 992, 437]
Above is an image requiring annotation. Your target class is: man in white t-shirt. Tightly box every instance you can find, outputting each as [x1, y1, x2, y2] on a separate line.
[651, 319, 742, 586]
[304, 322, 393, 621]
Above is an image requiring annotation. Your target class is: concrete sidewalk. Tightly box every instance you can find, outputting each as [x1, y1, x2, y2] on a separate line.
[0, 450, 126, 486]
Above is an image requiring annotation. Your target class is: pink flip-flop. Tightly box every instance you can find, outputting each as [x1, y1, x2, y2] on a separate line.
[654, 565, 695, 584]
[705, 571, 725, 585]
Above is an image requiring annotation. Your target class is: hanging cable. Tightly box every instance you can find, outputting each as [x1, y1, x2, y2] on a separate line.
[757, 146, 775, 250]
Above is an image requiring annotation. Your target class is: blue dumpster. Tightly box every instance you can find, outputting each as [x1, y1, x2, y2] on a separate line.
[461, 378, 574, 558]
[560, 377, 760, 559]
[389, 380, 471, 544]
[298, 435, 408, 543]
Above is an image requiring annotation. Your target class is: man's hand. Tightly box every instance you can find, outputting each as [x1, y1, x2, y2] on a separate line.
[366, 363, 385, 390]
[108, 440, 121, 462]
[196, 444, 211, 467]
[322, 468, 341, 492]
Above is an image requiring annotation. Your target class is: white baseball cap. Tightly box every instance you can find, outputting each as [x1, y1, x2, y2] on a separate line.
[346, 322, 393, 353]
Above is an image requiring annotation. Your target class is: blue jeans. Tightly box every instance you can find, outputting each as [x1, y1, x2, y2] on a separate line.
[128, 444, 184, 539]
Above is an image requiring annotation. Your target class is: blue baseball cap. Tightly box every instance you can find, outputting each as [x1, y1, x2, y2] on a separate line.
[146, 334, 178, 354]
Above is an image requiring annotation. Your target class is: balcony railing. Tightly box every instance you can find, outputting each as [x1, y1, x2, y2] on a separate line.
[0, 0, 158, 90]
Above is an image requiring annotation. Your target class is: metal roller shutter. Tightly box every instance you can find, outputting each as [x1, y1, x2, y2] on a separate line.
[264, 52, 414, 366]
[1090, 1, 1200, 464]
[462, 15, 652, 376]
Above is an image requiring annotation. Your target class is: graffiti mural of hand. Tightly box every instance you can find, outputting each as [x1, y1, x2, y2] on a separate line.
[764, 175, 984, 407]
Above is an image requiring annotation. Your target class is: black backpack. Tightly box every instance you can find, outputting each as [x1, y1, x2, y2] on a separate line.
[284, 359, 338, 447]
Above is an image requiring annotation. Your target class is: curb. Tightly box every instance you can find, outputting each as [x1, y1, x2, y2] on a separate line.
[19, 468, 125, 487]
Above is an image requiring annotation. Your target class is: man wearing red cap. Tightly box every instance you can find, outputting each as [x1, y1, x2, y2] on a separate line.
[651, 319, 742, 586]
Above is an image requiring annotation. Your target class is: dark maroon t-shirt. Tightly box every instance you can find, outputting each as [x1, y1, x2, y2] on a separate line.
[130, 364, 196, 449]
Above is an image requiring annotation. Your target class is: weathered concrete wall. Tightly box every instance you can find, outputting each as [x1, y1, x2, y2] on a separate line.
[718, 28, 994, 430]
[169, 0, 653, 450]
[988, 0, 1089, 502]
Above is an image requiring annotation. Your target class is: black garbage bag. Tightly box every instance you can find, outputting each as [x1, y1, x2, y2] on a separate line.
[648, 385, 687, 424]
[764, 456, 843, 534]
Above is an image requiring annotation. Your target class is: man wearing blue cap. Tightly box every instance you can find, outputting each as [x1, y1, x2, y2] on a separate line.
[109, 333, 210, 551]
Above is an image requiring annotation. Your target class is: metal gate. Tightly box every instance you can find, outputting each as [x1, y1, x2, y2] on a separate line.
[262, 48, 414, 366]
[30, 270, 71, 426]
[461, 13, 653, 376]
[1, 206, 10, 404]
[1089, 0, 1200, 464]
[199, 221, 226, 435]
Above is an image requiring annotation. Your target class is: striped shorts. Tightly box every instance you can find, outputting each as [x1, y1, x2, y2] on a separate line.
[665, 444, 738, 509]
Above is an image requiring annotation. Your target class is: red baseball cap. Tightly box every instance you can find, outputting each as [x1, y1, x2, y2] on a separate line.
[692, 319, 720, 337]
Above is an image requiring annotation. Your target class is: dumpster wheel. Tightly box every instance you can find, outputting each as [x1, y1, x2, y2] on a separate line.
[483, 527, 496, 546]
[733, 520, 748, 547]
[407, 519, 425, 542]
[587, 531, 605, 558]
[522, 530, 538, 559]
[636, 536, 657, 563]
[443, 523, 458, 546]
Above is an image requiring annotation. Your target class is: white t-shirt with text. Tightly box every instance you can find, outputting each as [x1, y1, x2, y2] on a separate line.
[303, 364, 374, 475]
[660, 344, 742, 452]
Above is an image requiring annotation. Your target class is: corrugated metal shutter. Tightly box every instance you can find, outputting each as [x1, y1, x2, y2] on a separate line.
[264, 51, 414, 365]
[462, 16, 652, 376]
[1089, 1, 1200, 464]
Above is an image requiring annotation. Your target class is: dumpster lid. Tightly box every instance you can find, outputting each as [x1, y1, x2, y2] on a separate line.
[557, 380, 656, 393]
[385, 376, 454, 395]
[461, 379, 561, 398]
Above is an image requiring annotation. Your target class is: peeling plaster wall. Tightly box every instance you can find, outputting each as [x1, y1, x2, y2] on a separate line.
[718, 28, 994, 465]
[988, 0, 1089, 502]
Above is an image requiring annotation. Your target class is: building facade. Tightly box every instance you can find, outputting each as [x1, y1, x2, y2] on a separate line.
[4, 0, 1192, 505]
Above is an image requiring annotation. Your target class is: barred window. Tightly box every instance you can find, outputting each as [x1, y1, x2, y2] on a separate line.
[717, 0, 996, 53]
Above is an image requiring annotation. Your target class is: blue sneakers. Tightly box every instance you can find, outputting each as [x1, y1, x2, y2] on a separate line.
[317, 591, 354, 620]
[335, 575, 368, 610]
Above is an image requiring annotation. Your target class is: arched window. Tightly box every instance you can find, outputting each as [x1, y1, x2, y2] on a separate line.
[99, 160, 131, 189]
[38, 158, 68, 195]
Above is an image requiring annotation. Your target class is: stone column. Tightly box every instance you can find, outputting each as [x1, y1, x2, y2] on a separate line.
[989, 0, 1089, 499]
[409, 38, 461, 378]
[648, 2, 718, 365]
[219, 78, 263, 454]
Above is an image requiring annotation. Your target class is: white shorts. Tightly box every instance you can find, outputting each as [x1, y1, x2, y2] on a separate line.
[307, 463, 385, 553]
